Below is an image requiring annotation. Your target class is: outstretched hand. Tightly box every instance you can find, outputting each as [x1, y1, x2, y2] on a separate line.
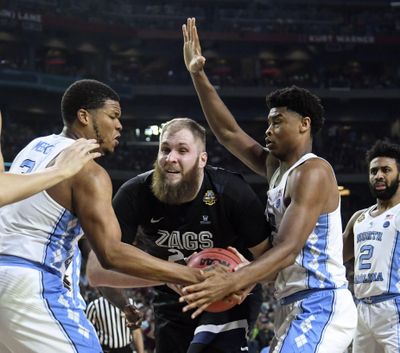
[226, 246, 255, 304]
[179, 264, 236, 319]
[166, 251, 199, 295]
[123, 304, 143, 330]
[54, 139, 101, 178]
[182, 17, 206, 74]
[179, 247, 256, 318]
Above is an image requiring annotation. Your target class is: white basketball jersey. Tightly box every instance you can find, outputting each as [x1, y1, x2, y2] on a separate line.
[65, 246, 87, 310]
[0, 134, 83, 277]
[266, 153, 347, 300]
[353, 203, 400, 299]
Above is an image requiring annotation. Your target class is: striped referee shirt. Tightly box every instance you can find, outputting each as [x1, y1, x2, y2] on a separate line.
[86, 296, 132, 349]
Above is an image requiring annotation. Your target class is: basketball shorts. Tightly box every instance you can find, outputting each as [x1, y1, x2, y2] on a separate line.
[352, 295, 400, 353]
[0, 256, 101, 353]
[153, 285, 262, 353]
[271, 288, 357, 353]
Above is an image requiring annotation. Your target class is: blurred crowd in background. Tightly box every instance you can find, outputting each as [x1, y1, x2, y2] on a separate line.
[1, 0, 399, 351]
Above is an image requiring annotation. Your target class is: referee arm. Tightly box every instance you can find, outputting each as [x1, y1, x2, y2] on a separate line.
[99, 287, 143, 329]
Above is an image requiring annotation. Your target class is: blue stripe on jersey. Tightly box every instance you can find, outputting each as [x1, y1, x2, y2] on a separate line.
[71, 248, 86, 310]
[316, 290, 335, 351]
[395, 298, 400, 349]
[279, 289, 335, 353]
[43, 209, 81, 276]
[389, 231, 400, 293]
[0, 254, 58, 274]
[40, 270, 101, 353]
[303, 214, 332, 289]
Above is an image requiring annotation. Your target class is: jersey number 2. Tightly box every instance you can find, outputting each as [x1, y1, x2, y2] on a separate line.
[168, 249, 185, 263]
[359, 244, 374, 270]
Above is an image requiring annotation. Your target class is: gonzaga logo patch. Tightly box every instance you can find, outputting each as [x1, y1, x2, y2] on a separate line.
[203, 190, 217, 206]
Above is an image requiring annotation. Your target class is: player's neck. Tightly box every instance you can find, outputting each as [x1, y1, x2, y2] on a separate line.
[376, 196, 400, 212]
[279, 141, 313, 170]
[280, 150, 312, 171]
[60, 126, 85, 140]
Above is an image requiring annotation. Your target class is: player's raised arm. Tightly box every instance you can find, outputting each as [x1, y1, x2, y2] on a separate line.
[0, 138, 101, 206]
[183, 18, 271, 178]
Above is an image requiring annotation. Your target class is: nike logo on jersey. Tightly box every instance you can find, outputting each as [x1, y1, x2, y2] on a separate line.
[150, 217, 164, 223]
[240, 347, 249, 352]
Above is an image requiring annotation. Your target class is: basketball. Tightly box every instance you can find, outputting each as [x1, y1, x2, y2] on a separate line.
[187, 248, 241, 312]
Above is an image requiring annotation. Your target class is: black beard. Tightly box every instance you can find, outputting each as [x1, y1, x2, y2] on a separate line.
[92, 119, 113, 155]
[369, 177, 400, 201]
[151, 160, 202, 205]
[92, 119, 104, 144]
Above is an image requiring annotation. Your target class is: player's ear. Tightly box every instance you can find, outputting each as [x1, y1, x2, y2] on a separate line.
[299, 116, 311, 134]
[77, 109, 90, 126]
[199, 151, 207, 168]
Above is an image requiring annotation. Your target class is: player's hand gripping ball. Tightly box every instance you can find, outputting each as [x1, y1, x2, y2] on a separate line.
[187, 248, 241, 312]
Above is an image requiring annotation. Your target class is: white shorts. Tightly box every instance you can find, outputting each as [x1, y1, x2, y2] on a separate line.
[353, 296, 400, 353]
[272, 288, 357, 353]
[0, 259, 101, 353]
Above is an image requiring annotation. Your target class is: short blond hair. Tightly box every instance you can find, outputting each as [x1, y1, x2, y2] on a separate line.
[160, 117, 206, 151]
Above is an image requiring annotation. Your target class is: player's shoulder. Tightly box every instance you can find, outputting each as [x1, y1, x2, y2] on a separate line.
[205, 165, 255, 201]
[29, 134, 73, 150]
[117, 170, 153, 196]
[205, 165, 246, 184]
[351, 207, 369, 221]
[302, 155, 333, 171]
[350, 208, 369, 225]
[293, 155, 335, 182]
[12, 134, 60, 160]
[354, 208, 368, 217]
[72, 159, 112, 189]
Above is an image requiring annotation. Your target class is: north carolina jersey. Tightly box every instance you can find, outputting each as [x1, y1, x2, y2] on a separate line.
[65, 246, 87, 310]
[353, 203, 400, 299]
[0, 134, 82, 277]
[266, 153, 347, 300]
